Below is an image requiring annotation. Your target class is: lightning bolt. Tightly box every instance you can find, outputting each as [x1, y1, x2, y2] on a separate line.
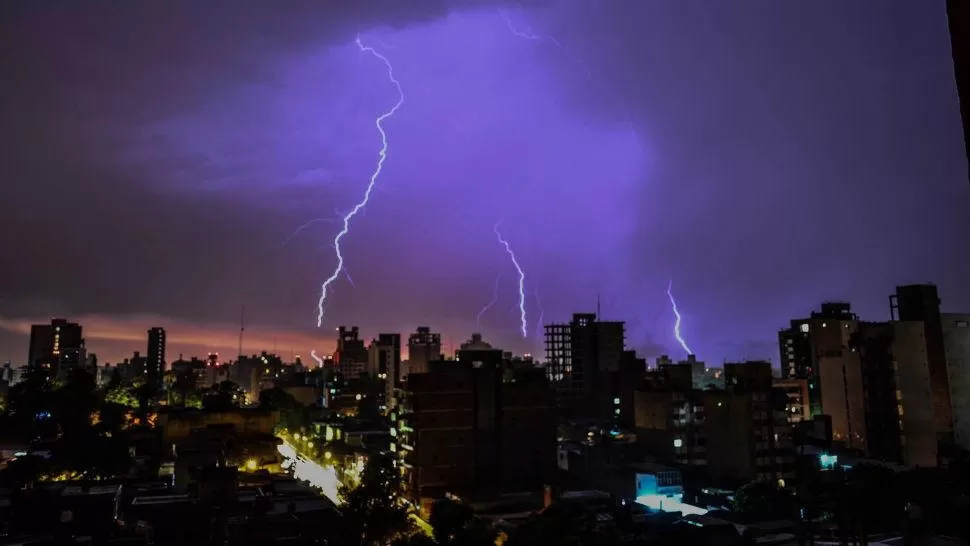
[310, 349, 324, 367]
[498, 9, 591, 77]
[498, 9, 639, 146]
[666, 279, 693, 356]
[282, 208, 343, 245]
[315, 36, 405, 327]
[494, 220, 527, 338]
[477, 274, 502, 327]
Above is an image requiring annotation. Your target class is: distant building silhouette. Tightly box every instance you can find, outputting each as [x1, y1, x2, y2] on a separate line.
[406, 326, 441, 376]
[335, 326, 366, 379]
[27, 318, 85, 380]
[544, 313, 624, 417]
[147, 327, 166, 388]
[368, 333, 401, 409]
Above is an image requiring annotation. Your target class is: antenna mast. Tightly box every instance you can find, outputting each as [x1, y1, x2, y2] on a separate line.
[238, 304, 245, 359]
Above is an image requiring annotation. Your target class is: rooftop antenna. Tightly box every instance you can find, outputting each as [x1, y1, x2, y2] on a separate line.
[238, 304, 245, 359]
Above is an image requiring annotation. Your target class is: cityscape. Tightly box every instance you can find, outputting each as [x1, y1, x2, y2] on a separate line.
[1, 1, 969, 546]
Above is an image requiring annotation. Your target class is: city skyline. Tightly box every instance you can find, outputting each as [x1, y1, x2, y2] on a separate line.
[2, 2, 969, 367]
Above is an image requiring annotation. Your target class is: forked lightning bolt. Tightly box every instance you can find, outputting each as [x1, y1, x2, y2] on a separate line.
[666, 279, 694, 356]
[315, 36, 405, 328]
[477, 274, 502, 327]
[494, 220, 527, 338]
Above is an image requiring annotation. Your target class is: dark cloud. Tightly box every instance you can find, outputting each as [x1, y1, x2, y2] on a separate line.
[1, 0, 968, 364]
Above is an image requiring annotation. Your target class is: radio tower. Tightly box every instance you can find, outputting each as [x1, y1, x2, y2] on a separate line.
[238, 305, 245, 360]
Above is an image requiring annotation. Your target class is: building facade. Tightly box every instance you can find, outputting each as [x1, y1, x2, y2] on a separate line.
[392, 360, 556, 510]
[943, 313, 970, 449]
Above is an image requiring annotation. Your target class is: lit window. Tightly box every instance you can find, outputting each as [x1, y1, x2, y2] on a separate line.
[613, 397, 620, 405]
[673, 438, 683, 448]
[800, 324, 809, 333]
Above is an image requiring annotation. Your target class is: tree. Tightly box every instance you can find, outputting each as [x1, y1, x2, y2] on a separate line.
[259, 387, 309, 431]
[339, 452, 411, 545]
[731, 480, 796, 522]
[104, 384, 139, 408]
[428, 498, 496, 546]
[430, 498, 473, 545]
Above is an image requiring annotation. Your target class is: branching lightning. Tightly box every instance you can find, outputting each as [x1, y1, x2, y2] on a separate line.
[497, 9, 592, 77]
[315, 36, 405, 327]
[477, 274, 502, 327]
[498, 9, 640, 147]
[494, 220, 528, 338]
[666, 279, 694, 357]
[282, 208, 343, 245]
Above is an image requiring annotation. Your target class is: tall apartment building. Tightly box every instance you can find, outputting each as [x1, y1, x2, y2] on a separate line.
[943, 314, 970, 449]
[392, 360, 556, 512]
[28, 318, 85, 380]
[368, 333, 401, 409]
[778, 303, 867, 450]
[147, 327, 166, 388]
[544, 313, 625, 416]
[852, 321, 937, 466]
[407, 327, 442, 376]
[890, 284, 953, 443]
[633, 361, 795, 484]
[335, 327, 367, 380]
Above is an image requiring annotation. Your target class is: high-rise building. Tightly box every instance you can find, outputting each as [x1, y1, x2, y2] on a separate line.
[392, 359, 556, 510]
[368, 333, 401, 409]
[948, 0, 970, 182]
[27, 318, 85, 380]
[943, 313, 970, 449]
[147, 327, 166, 388]
[852, 321, 937, 466]
[544, 313, 625, 415]
[778, 303, 866, 450]
[633, 361, 795, 484]
[890, 284, 953, 442]
[407, 327, 441, 376]
[335, 327, 367, 380]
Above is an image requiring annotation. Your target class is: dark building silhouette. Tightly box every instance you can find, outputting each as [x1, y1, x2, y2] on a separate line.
[890, 284, 953, 444]
[27, 318, 85, 380]
[544, 313, 625, 417]
[633, 361, 795, 484]
[852, 321, 937, 466]
[455, 333, 504, 369]
[942, 313, 970, 449]
[393, 359, 556, 511]
[778, 303, 864, 448]
[368, 333, 401, 409]
[407, 326, 442, 375]
[335, 326, 367, 379]
[948, 0, 970, 181]
[147, 327, 166, 388]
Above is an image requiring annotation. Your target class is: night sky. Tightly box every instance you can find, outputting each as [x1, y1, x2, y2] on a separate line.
[2, 1, 968, 365]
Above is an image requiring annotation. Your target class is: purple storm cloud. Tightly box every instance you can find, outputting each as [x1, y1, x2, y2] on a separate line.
[1, 1, 968, 364]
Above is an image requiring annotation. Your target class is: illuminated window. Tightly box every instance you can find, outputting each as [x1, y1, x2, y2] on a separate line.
[673, 438, 683, 448]
[800, 324, 809, 333]
[613, 397, 620, 405]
